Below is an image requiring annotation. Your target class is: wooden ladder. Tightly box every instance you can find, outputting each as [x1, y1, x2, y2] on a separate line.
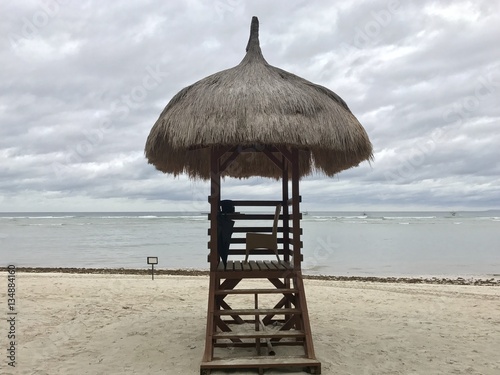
[200, 260, 321, 374]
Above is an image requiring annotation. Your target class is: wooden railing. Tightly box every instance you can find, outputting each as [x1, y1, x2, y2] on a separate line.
[207, 198, 303, 263]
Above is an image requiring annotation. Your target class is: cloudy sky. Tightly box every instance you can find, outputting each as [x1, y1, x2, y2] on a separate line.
[1, 0, 499, 212]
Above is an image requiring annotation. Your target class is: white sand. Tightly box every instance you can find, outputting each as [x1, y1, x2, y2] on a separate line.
[1, 273, 499, 375]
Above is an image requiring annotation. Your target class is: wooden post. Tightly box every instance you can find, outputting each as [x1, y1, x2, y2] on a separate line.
[282, 154, 289, 262]
[202, 147, 221, 363]
[282, 153, 291, 315]
[209, 148, 221, 271]
[291, 148, 301, 270]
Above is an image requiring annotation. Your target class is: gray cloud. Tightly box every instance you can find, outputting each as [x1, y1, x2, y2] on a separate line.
[1, 0, 499, 212]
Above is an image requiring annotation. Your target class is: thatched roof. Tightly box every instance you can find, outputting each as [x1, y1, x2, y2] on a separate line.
[145, 17, 373, 179]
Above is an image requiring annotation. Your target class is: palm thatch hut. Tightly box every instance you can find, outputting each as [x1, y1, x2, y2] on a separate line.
[145, 16, 372, 375]
[145, 18, 372, 179]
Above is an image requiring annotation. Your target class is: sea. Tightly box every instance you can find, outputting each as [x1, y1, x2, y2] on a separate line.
[1, 211, 499, 278]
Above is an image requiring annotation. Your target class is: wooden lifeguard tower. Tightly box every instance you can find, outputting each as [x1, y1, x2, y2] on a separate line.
[145, 17, 373, 375]
[200, 145, 323, 374]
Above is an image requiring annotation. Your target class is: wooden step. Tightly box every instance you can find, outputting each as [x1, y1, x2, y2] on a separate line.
[215, 288, 298, 295]
[215, 308, 300, 316]
[213, 330, 304, 339]
[200, 356, 321, 372]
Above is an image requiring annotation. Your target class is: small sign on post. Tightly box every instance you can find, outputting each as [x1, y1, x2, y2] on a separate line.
[147, 257, 158, 280]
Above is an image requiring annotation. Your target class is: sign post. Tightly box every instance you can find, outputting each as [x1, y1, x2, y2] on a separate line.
[147, 257, 158, 280]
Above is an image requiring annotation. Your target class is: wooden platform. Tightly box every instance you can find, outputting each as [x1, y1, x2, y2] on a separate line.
[217, 260, 293, 277]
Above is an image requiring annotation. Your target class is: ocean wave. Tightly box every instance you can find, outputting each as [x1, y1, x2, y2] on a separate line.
[467, 216, 500, 222]
[308, 215, 368, 221]
[0, 216, 76, 220]
[29, 216, 75, 219]
[93, 215, 206, 220]
[28, 223, 64, 226]
[383, 216, 436, 220]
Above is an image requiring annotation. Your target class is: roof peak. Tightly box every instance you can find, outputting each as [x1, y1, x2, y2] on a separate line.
[245, 16, 260, 53]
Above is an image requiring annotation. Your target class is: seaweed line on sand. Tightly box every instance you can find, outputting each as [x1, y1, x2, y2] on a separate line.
[7, 267, 500, 286]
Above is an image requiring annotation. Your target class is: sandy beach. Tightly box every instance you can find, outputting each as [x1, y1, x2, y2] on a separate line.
[1, 272, 499, 375]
